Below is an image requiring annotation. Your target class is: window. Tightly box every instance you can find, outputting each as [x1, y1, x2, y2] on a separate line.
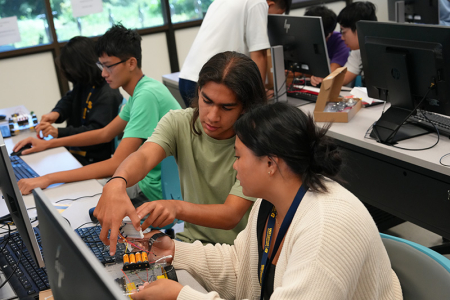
[50, 0, 164, 42]
[0, 0, 52, 52]
[169, 0, 214, 23]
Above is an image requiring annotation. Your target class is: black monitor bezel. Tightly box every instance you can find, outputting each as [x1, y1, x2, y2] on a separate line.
[33, 187, 126, 299]
[267, 15, 331, 78]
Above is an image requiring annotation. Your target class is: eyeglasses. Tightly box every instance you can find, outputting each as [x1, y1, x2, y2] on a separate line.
[96, 58, 128, 73]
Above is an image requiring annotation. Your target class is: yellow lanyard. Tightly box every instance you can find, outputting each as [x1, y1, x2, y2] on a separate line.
[82, 86, 95, 123]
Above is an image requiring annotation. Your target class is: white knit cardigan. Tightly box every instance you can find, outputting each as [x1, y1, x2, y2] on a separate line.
[173, 181, 403, 300]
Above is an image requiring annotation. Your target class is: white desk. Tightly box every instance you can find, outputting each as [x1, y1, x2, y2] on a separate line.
[0, 130, 103, 222]
[301, 103, 450, 175]
[299, 102, 450, 238]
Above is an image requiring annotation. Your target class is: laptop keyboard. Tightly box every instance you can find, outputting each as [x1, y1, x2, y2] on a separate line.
[10, 155, 39, 181]
[0, 228, 49, 299]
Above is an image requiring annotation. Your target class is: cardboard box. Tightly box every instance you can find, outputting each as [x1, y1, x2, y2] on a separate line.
[314, 67, 361, 123]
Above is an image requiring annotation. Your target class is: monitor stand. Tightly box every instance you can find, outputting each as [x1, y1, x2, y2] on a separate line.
[370, 106, 430, 144]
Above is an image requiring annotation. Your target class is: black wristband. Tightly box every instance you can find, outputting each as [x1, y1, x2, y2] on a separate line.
[106, 176, 128, 186]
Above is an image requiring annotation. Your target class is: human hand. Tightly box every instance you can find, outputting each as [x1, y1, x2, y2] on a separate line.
[95, 180, 141, 255]
[35, 122, 58, 138]
[18, 176, 52, 195]
[40, 112, 60, 124]
[136, 200, 178, 230]
[12, 137, 49, 155]
[310, 76, 323, 87]
[147, 230, 175, 259]
[131, 279, 182, 300]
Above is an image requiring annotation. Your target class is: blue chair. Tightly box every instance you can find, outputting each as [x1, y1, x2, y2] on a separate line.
[354, 75, 362, 87]
[151, 156, 183, 233]
[161, 156, 182, 201]
[380, 233, 450, 299]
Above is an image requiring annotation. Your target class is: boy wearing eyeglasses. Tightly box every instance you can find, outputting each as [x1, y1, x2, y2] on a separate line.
[12, 24, 181, 203]
[311, 2, 377, 87]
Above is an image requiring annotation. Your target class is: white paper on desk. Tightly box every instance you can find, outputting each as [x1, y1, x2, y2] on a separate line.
[71, 0, 103, 18]
[350, 87, 382, 105]
[0, 16, 21, 46]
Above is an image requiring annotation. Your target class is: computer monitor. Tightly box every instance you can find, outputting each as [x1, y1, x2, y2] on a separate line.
[388, 0, 440, 25]
[267, 15, 331, 78]
[33, 188, 126, 300]
[358, 21, 450, 144]
[0, 133, 45, 268]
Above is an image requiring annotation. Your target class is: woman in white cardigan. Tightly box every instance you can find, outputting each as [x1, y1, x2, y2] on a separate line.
[132, 102, 403, 300]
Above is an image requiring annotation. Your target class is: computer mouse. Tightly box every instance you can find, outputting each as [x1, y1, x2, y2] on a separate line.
[10, 143, 33, 156]
[89, 207, 98, 223]
[0, 115, 6, 121]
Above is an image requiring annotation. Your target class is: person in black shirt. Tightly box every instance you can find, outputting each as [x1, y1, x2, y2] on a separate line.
[37, 36, 123, 165]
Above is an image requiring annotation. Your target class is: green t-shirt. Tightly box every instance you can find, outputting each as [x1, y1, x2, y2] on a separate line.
[147, 108, 255, 245]
[119, 76, 181, 200]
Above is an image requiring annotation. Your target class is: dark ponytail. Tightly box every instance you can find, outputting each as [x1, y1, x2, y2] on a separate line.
[234, 102, 342, 193]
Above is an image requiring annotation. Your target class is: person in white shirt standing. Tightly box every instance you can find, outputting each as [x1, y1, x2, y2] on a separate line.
[178, 0, 291, 107]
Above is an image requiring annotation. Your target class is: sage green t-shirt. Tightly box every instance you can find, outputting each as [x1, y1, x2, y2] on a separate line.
[119, 76, 181, 201]
[147, 108, 255, 245]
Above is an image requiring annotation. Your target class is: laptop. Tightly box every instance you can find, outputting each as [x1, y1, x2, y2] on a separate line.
[33, 188, 126, 300]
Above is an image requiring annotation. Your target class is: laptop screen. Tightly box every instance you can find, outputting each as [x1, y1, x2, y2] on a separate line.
[0, 132, 44, 268]
[33, 188, 126, 299]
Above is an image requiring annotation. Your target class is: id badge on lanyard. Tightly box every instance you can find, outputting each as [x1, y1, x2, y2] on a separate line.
[259, 184, 307, 300]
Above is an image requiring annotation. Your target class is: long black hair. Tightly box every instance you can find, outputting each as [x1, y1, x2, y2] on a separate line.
[234, 102, 342, 193]
[58, 36, 103, 86]
[190, 51, 267, 135]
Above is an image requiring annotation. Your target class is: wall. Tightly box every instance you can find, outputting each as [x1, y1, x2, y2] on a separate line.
[0, 52, 61, 119]
[175, 27, 200, 70]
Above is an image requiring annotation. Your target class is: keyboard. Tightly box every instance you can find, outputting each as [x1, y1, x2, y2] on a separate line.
[287, 89, 319, 103]
[0, 228, 49, 300]
[408, 110, 450, 137]
[75, 225, 117, 265]
[10, 155, 39, 181]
